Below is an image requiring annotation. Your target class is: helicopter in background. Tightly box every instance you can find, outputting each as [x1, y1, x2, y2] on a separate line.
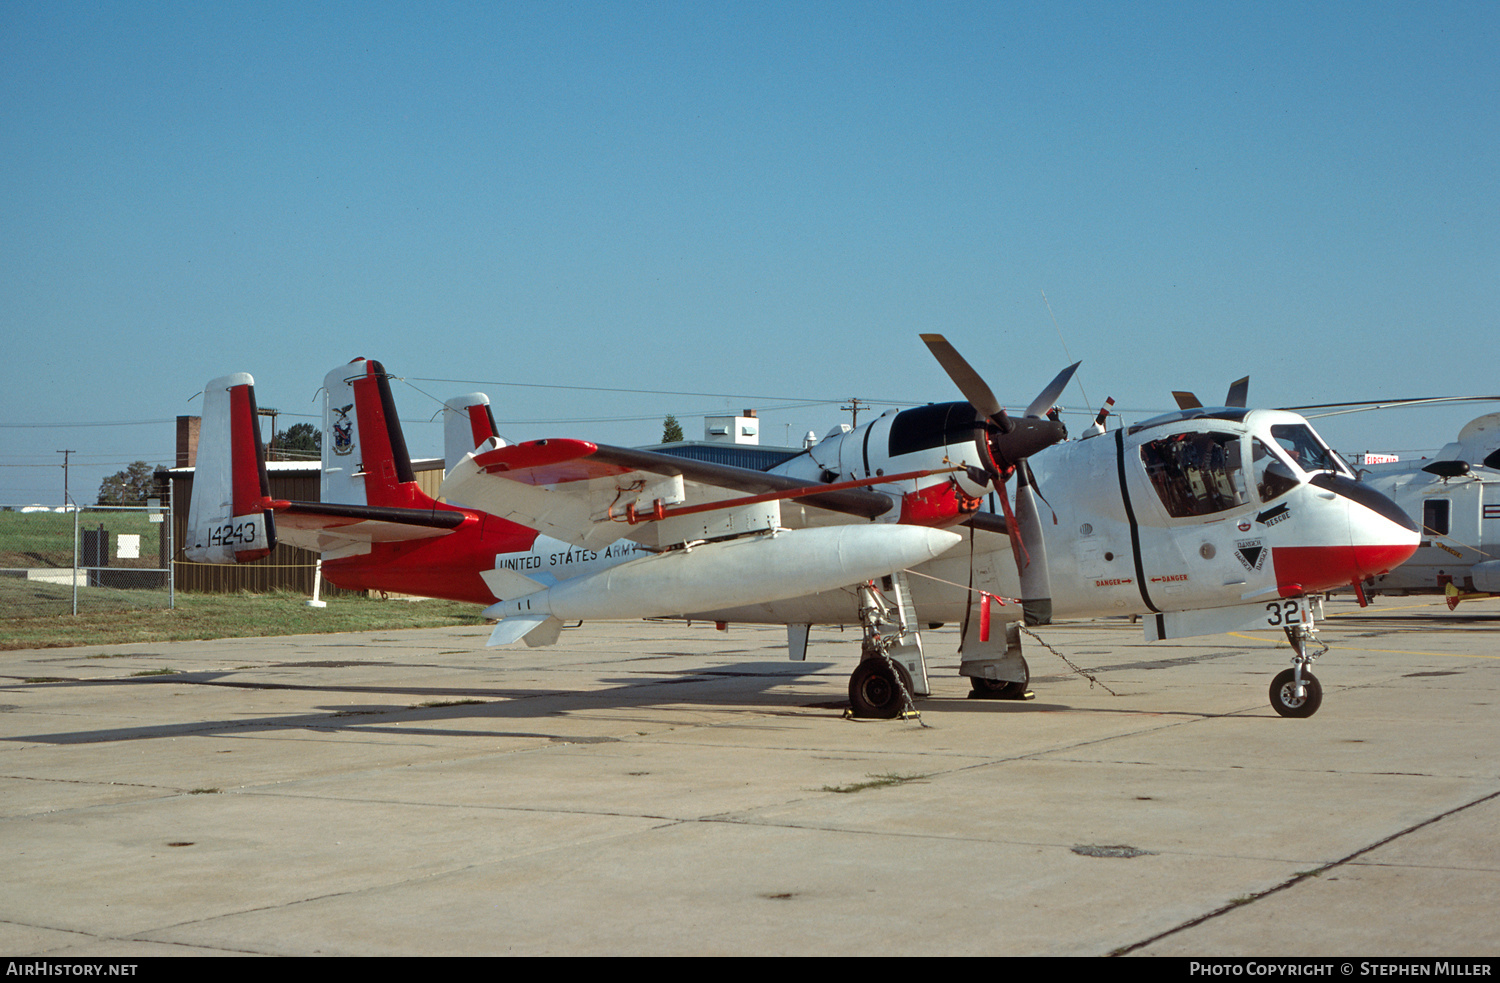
[1340, 410, 1500, 608]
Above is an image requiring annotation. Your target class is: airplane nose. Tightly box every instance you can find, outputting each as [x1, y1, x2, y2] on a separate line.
[1312, 472, 1420, 579]
[1326, 474, 1416, 579]
[1311, 473, 1420, 535]
[1270, 475, 1420, 593]
[1349, 534, 1420, 581]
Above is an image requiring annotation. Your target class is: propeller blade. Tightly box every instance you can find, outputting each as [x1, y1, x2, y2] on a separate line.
[1011, 464, 1054, 626]
[920, 333, 1007, 424]
[1225, 377, 1250, 408]
[921, 334, 1079, 471]
[1173, 391, 1203, 410]
[1023, 361, 1082, 419]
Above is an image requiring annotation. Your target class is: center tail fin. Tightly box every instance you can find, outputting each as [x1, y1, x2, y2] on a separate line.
[443, 392, 504, 475]
[185, 373, 277, 563]
[442, 392, 505, 509]
[321, 358, 432, 509]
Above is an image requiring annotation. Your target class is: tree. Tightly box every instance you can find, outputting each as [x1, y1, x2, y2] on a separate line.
[272, 422, 322, 461]
[97, 461, 157, 505]
[661, 414, 684, 443]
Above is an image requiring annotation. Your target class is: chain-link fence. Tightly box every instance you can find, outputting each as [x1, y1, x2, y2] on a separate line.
[1, 490, 174, 619]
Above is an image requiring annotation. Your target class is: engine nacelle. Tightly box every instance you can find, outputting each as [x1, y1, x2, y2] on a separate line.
[778, 402, 1005, 525]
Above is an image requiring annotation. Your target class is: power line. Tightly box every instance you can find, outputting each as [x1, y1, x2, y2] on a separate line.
[0, 419, 177, 429]
[411, 375, 921, 407]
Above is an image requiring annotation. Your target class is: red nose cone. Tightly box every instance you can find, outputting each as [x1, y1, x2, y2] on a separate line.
[1355, 540, 1420, 579]
[1271, 540, 1419, 595]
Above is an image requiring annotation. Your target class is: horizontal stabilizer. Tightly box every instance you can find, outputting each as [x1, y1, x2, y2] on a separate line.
[479, 567, 552, 599]
[271, 501, 464, 555]
[487, 614, 563, 647]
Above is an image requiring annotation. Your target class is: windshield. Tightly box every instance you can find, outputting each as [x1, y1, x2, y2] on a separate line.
[1251, 439, 1298, 501]
[1269, 424, 1346, 476]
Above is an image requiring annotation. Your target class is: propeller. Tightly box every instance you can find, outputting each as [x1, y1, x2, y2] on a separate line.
[920, 334, 1080, 472]
[920, 334, 1080, 626]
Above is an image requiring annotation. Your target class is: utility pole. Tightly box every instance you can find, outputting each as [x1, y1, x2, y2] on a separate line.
[840, 398, 868, 429]
[58, 449, 77, 615]
[57, 449, 73, 506]
[258, 406, 279, 458]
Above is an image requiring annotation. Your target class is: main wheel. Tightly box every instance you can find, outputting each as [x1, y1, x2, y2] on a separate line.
[1269, 668, 1323, 718]
[970, 676, 1030, 700]
[968, 655, 1031, 700]
[848, 658, 913, 719]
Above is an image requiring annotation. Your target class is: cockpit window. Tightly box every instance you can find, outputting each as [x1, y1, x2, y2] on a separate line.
[1139, 431, 1249, 518]
[1269, 424, 1344, 475]
[1252, 439, 1299, 502]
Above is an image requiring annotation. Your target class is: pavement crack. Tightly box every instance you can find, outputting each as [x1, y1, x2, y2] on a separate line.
[1111, 786, 1500, 956]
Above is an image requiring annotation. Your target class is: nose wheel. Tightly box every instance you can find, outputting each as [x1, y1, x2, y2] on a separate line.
[1271, 613, 1327, 718]
[1269, 667, 1322, 717]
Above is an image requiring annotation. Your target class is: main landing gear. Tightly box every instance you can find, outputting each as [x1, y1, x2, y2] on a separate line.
[1269, 607, 1327, 718]
[968, 658, 1030, 700]
[846, 578, 925, 719]
[842, 575, 1034, 717]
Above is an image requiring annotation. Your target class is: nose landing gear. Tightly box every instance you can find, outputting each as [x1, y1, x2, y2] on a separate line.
[1270, 613, 1327, 718]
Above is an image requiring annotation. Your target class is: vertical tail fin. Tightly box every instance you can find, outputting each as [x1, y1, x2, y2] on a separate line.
[320, 358, 431, 509]
[443, 392, 505, 475]
[185, 374, 277, 563]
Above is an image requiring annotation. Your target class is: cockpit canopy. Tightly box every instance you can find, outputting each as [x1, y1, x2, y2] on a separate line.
[1137, 417, 1352, 520]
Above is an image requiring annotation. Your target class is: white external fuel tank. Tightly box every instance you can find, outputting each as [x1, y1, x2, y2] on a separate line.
[483, 523, 961, 626]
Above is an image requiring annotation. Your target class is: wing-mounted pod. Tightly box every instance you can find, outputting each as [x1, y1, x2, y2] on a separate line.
[479, 523, 962, 647]
[185, 373, 277, 563]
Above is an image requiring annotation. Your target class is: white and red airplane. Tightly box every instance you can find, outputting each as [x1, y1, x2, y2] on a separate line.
[186, 337, 1420, 718]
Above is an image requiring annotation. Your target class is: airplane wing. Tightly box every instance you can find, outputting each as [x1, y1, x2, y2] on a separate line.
[268, 501, 466, 558]
[440, 438, 896, 550]
[961, 510, 1009, 538]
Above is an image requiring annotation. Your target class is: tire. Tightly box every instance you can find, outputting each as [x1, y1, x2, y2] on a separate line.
[969, 676, 1029, 700]
[1269, 668, 1323, 718]
[848, 658, 913, 719]
[968, 654, 1031, 700]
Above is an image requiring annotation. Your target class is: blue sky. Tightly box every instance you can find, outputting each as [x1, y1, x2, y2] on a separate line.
[2, 1, 1496, 504]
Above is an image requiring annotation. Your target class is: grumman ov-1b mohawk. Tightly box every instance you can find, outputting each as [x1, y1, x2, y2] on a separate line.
[188, 337, 1420, 719]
